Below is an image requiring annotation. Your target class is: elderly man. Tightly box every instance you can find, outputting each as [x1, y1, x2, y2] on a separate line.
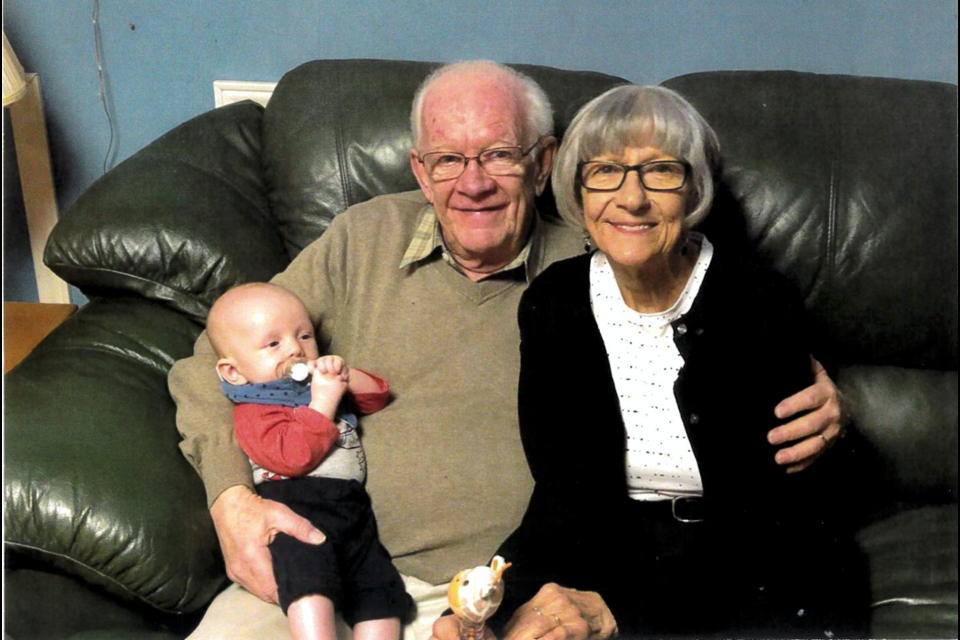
[169, 60, 845, 640]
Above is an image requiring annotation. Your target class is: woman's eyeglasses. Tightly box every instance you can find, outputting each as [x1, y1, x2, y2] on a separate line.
[579, 160, 689, 192]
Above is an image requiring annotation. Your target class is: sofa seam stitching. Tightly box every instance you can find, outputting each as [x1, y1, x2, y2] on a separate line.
[31, 342, 175, 375]
[4, 540, 194, 615]
[333, 64, 353, 210]
[827, 79, 841, 280]
[42, 263, 209, 321]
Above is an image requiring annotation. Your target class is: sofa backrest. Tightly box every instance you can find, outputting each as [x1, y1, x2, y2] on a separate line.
[664, 71, 957, 371]
[46, 60, 625, 320]
[45, 61, 957, 504]
[663, 72, 958, 506]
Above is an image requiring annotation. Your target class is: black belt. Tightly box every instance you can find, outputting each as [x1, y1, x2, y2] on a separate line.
[632, 495, 711, 523]
[670, 495, 708, 523]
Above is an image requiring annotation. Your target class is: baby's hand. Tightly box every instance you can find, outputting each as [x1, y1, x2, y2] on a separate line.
[307, 356, 349, 418]
[313, 355, 350, 382]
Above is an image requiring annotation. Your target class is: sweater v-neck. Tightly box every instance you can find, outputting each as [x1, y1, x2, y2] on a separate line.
[434, 258, 526, 306]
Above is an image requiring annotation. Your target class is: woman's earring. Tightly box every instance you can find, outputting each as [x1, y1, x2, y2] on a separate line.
[583, 230, 592, 253]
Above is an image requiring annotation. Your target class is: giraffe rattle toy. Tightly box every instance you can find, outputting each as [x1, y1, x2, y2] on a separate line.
[448, 556, 511, 640]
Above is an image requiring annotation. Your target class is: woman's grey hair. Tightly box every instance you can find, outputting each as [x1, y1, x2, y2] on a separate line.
[410, 60, 554, 150]
[553, 84, 721, 230]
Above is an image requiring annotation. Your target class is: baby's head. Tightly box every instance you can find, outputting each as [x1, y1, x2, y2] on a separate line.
[207, 283, 319, 385]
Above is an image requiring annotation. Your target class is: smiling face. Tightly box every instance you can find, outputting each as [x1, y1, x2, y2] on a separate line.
[410, 68, 555, 279]
[208, 284, 320, 385]
[582, 146, 691, 277]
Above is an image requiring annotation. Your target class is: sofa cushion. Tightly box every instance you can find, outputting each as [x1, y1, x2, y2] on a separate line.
[837, 365, 958, 505]
[856, 505, 959, 638]
[3, 298, 225, 616]
[45, 101, 289, 321]
[4, 560, 196, 640]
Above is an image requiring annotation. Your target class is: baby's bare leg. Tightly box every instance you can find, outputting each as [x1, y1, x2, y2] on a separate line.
[354, 617, 401, 640]
[287, 594, 337, 640]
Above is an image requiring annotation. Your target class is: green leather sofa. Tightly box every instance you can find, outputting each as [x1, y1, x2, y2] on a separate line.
[5, 60, 957, 639]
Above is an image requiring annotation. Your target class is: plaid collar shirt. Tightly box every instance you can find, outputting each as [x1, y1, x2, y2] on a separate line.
[399, 206, 540, 282]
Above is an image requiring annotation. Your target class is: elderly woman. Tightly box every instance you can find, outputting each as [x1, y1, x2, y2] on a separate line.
[486, 85, 868, 639]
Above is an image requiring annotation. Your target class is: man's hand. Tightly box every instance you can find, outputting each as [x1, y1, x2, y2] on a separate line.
[502, 584, 618, 640]
[768, 357, 847, 473]
[210, 485, 326, 603]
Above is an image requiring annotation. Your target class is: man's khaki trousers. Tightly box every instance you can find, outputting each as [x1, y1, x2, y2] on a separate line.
[188, 573, 450, 640]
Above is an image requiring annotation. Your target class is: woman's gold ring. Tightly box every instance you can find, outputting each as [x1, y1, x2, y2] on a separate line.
[818, 433, 828, 446]
[552, 614, 562, 625]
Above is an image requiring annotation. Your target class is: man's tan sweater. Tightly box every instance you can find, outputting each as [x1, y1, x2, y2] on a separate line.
[169, 190, 582, 585]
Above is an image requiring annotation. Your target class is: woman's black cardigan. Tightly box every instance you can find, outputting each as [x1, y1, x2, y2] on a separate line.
[490, 248, 861, 633]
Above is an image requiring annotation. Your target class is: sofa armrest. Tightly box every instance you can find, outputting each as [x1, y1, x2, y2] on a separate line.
[837, 365, 959, 506]
[856, 504, 959, 639]
[44, 101, 290, 321]
[4, 297, 227, 616]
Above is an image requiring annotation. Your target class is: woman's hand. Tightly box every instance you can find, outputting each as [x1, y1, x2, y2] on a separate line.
[768, 357, 848, 473]
[502, 584, 618, 640]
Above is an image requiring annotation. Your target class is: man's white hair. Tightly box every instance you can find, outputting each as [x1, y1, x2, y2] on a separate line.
[410, 60, 554, 150]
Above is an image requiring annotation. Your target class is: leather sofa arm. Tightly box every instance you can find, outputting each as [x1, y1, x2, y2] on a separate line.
[4, 297, 227, 616]
[44, 101, 290, 322]
[837, 365, 959, 506]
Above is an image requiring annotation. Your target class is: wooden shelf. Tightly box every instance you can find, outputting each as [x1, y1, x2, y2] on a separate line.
[3, 301, 77, 374]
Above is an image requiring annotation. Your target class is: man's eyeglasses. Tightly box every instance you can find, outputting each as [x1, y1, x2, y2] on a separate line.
[578, 160, 690, 192]
[418, 140, 541, 182]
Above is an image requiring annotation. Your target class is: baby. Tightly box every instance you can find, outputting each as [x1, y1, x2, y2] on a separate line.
[206, 282, 412, 640]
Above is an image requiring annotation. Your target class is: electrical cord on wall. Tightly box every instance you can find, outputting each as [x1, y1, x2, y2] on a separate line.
[92, 0, 116, 174]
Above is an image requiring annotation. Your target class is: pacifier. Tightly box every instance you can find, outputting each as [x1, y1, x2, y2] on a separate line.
[277, 357, 311, 382]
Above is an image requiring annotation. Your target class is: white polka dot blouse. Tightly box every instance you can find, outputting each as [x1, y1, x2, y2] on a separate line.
[589, 233, 714, 501]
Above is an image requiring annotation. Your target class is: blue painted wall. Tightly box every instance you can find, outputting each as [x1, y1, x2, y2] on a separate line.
[3, 0, 957, 302]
